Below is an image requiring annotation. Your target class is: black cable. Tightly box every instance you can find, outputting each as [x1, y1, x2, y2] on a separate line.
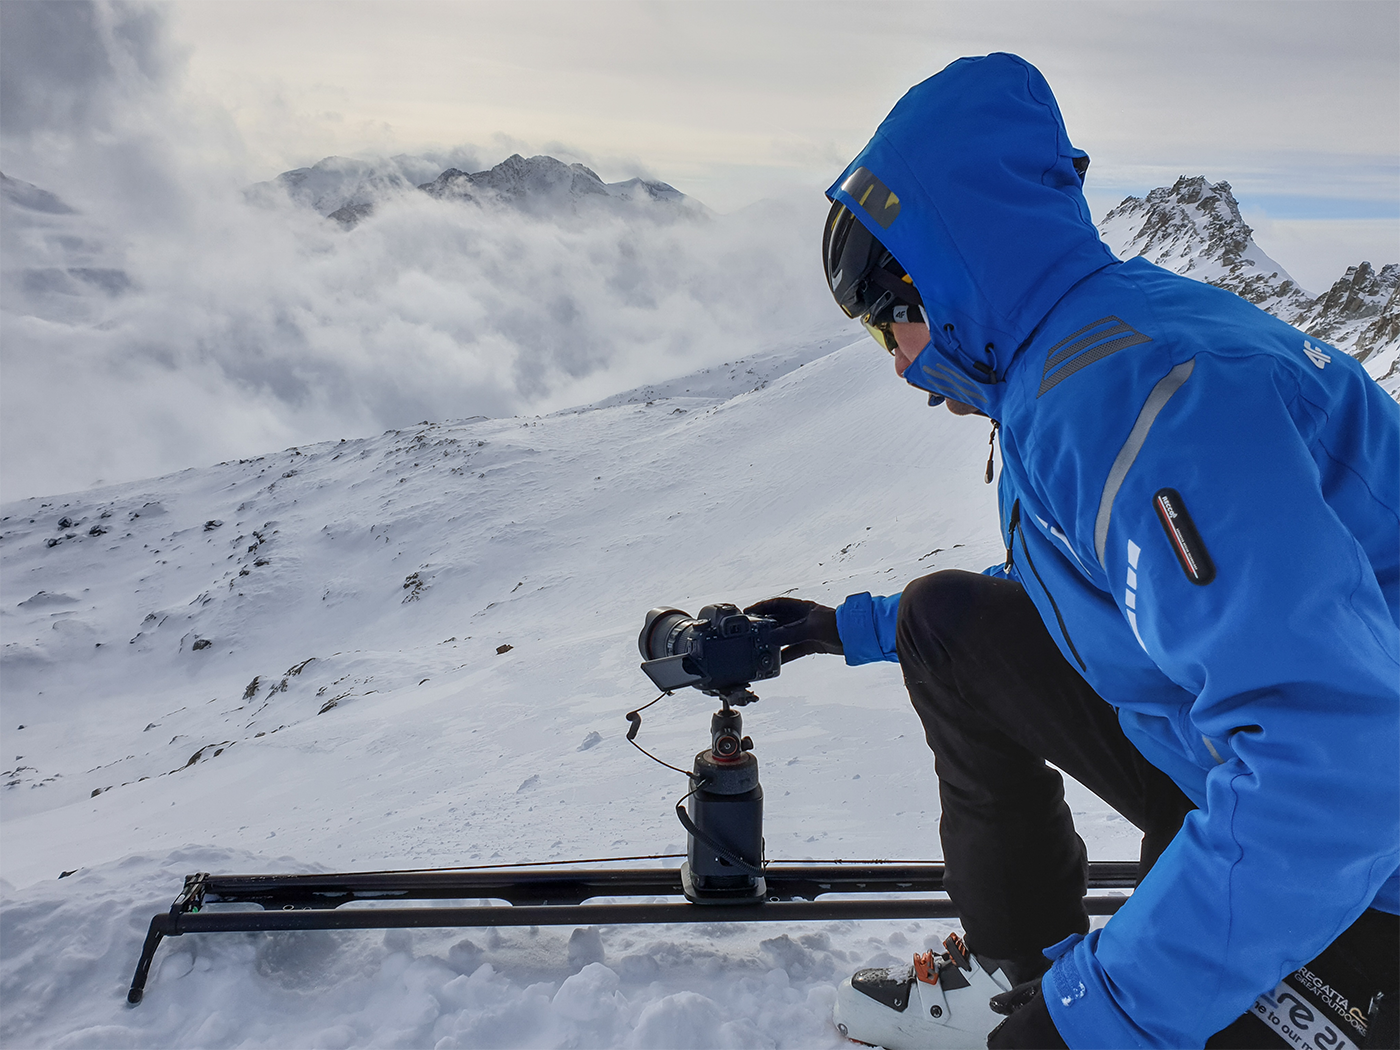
[625, 691, 695, 778]
[333, 854, 689, 876]
[673, 781, 764, 877]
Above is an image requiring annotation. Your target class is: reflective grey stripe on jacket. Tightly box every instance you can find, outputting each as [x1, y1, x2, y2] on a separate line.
[1093, 359, 1196, 567]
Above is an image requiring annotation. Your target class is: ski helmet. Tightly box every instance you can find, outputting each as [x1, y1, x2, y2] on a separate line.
[822, 198, 924, 354]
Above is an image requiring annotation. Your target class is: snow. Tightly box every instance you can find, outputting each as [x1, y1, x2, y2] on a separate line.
[0, 337, 1138, 1047]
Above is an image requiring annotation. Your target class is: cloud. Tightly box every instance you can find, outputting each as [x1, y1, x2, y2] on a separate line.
[0, 1, 170, 140]
[0, 5, 835, 502]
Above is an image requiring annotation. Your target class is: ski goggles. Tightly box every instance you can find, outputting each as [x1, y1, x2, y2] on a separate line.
[862, 302, 926, 356]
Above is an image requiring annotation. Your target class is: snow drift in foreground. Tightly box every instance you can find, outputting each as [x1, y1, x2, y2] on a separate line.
[0, 337, 1138, 1048]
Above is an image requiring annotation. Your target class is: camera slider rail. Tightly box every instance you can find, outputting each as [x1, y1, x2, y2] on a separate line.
[128, 859, 1138, 1005]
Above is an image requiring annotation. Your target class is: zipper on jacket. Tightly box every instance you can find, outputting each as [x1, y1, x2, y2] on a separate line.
[1006, 499, 1087, 671]
[984, 420, 999, 484]
[1004, 499, 1020, 571]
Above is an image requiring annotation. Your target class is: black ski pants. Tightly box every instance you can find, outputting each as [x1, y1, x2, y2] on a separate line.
[896, 569, 1398, 1048]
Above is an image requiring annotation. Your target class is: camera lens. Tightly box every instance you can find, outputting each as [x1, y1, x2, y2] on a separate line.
[639, 608, 694, 660]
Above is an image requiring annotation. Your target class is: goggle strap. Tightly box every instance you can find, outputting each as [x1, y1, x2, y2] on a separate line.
[866, 266, 924, 306]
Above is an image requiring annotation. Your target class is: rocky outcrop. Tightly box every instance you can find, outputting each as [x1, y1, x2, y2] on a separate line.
[1293, 262, 1400, 355]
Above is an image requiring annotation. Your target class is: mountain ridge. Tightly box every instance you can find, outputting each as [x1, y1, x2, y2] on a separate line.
[257, 152, 698, 226]
[1097, 175, 1399, 392]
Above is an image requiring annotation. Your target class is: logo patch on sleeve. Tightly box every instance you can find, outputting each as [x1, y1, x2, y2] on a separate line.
[1153, 488, 1215, 585]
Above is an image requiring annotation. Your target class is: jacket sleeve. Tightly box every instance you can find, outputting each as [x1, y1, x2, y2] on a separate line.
[835, 592, 902, 664]
[1045, 356, 1400, 1048]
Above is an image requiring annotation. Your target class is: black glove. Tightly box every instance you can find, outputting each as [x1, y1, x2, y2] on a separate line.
[987, 979, 1068, 1049]
[742, 597, 843, 662]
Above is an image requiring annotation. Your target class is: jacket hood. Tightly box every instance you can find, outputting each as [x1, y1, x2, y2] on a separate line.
[827, 53, 1116, 417]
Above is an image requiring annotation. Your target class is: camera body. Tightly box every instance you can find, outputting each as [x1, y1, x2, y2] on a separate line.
[637, 603, 781, 698]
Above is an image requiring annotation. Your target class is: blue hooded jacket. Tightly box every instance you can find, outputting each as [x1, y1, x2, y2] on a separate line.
[828, 54, 1400, 1048]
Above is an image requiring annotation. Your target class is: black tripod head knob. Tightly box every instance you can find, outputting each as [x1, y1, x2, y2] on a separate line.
[711, 707, 745, 762]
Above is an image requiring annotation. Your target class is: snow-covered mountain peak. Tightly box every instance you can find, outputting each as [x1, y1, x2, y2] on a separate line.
[250, 151, 700, 227]
[418, 153, 695, 218]
[1098, 175, 1309, 316]
[1097, 176, 1399, 395]
[262, 155, 423, 216]
[1296, 261, 1400, 365]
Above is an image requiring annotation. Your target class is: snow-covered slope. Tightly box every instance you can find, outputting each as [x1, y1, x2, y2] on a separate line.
[1098, 176, 1400, 394]
[4, 338, 1144, 1047]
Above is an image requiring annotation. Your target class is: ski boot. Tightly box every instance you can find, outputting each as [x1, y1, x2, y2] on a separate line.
[833, 933, 1018, 1049]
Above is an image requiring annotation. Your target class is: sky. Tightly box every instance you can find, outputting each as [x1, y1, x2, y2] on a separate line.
[1, 0, 1397, 501]
[163, 2, 1400, 225]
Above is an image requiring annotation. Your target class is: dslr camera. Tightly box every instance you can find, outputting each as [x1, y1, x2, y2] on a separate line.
[638, 603, 781, 702]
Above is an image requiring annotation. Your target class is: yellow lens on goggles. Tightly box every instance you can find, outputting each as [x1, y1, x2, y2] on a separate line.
[862, 316, 897, 355]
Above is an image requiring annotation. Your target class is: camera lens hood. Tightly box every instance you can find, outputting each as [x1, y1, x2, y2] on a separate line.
[638, 607, 690, 660]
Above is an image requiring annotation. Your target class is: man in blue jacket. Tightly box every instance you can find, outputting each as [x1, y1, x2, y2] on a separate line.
[755, 53, 1399, 1049]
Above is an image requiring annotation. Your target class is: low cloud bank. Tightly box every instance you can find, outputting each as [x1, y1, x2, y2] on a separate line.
[0, 2, 835, 501]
